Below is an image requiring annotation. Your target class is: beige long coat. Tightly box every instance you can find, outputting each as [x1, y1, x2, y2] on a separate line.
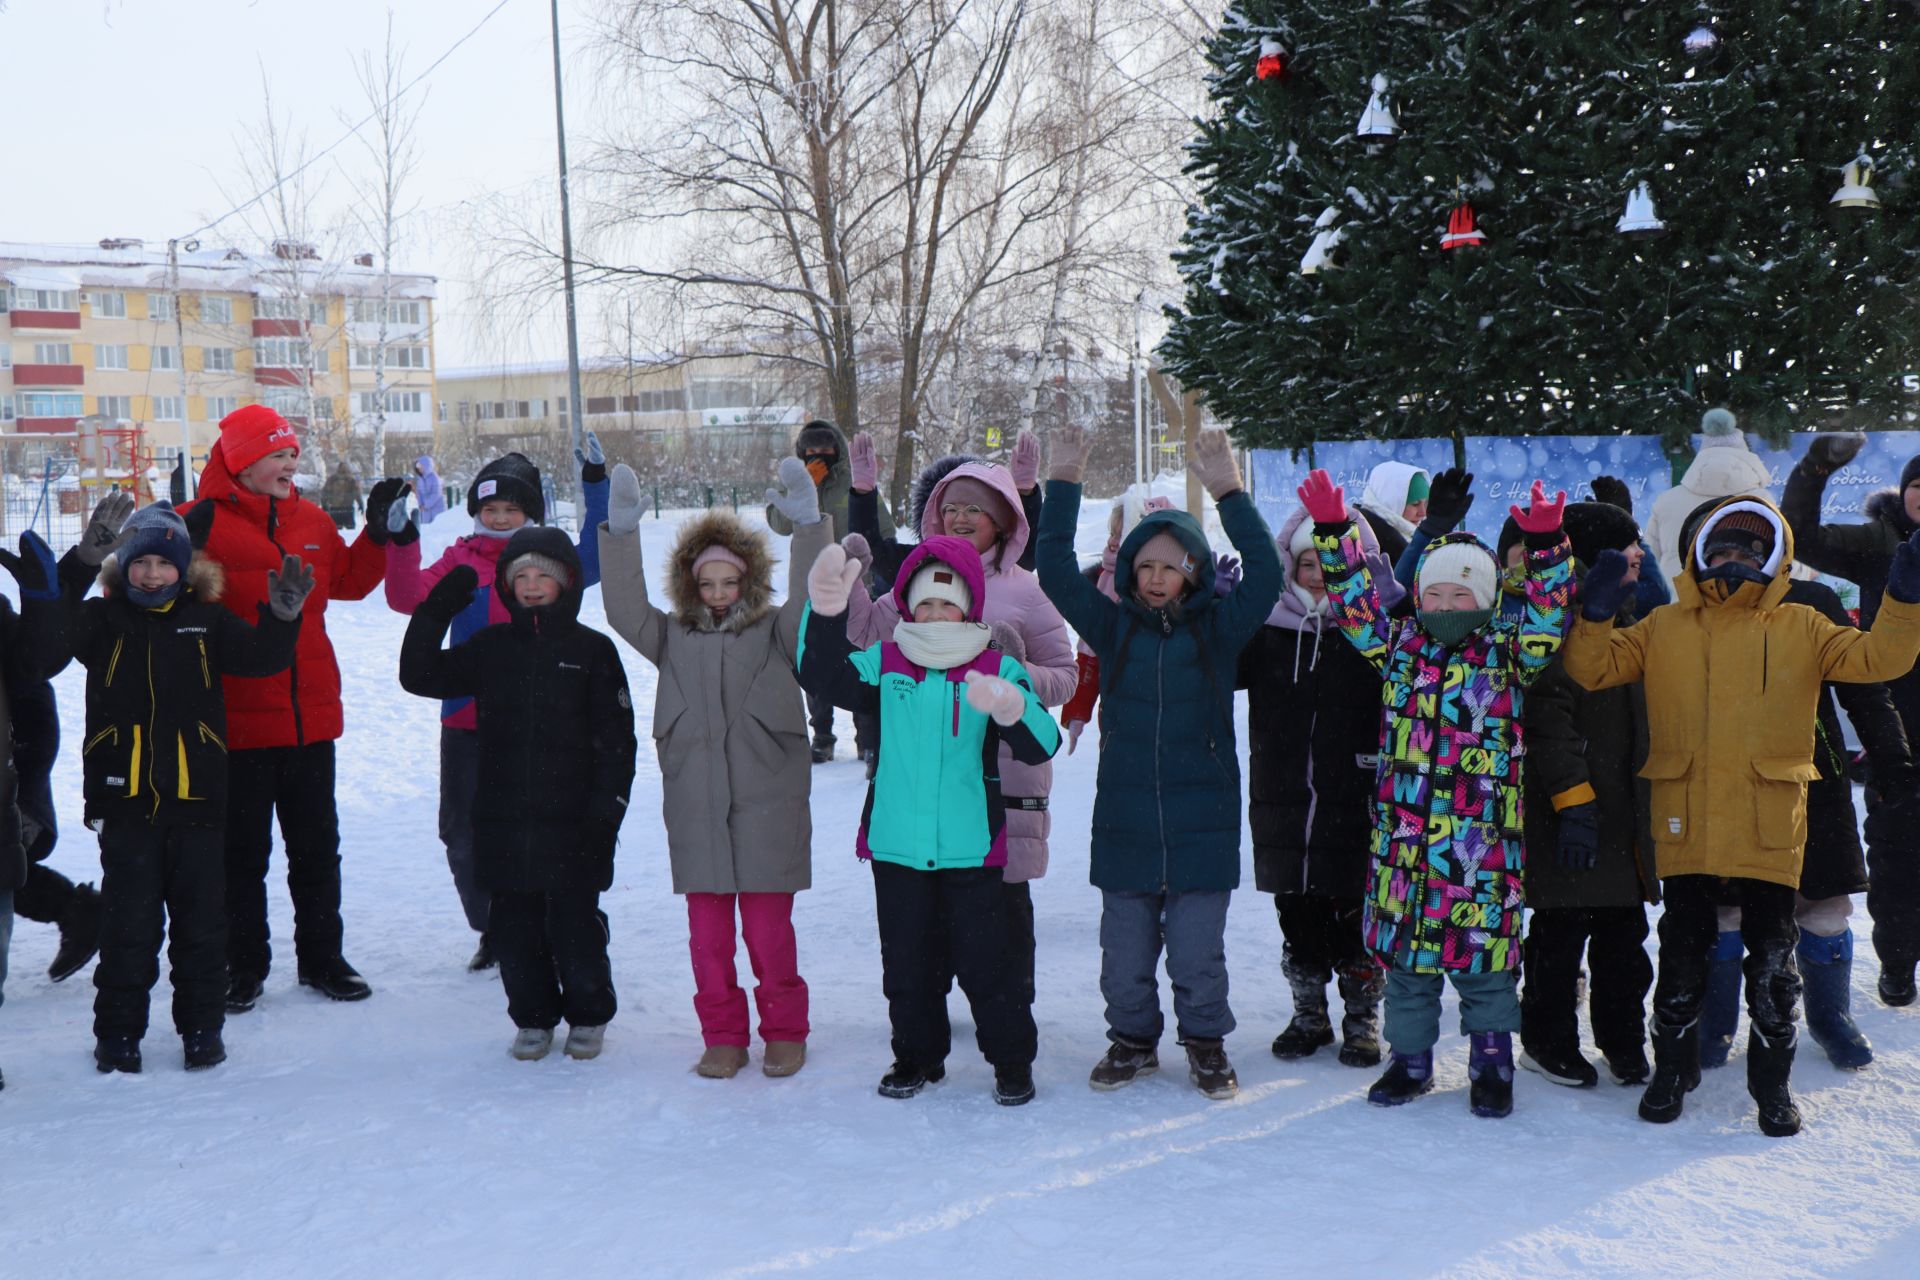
[599, 510, 830, 894]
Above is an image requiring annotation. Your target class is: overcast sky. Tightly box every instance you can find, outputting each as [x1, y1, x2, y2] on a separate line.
[6, 0, 604, 369]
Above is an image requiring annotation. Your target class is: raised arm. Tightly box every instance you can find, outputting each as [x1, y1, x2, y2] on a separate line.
[794, 544, 883, 715]
[1300, 471, 1392, 672]
[1509, 481, 1574, 686]
[399, 567, 487, 701]
[1035, 424, 1118, 647]
[774, 506, 835, 660]
[597, 463, 668, 663]
[1209, 487, 1284, 647]
[1783, 434, 1885, 583]
[2, 533, 87, 681]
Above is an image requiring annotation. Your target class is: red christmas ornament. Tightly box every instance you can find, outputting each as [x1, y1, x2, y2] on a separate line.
[1255, 38, 1289, 83]
[1441, 201, 1486, 250]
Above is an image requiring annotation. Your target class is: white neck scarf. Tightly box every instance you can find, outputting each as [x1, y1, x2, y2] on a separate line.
[893, 620, 991, 670]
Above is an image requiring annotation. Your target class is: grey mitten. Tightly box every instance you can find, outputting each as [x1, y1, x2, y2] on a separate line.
[385, 495, 419, 547]
[266, 554, 316, 621]
[841, 532, 874, 581]
[76, 491, 137, 566]
[988, 620, 1027, 663]
[766, 456, 822, 526]
[608, 463, 644, 537]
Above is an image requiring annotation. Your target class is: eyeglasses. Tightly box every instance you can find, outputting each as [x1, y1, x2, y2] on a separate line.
[940, 503, 990, 521]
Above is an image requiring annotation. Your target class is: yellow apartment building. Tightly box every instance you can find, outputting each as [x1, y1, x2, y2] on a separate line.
[1, 238, 438, 473]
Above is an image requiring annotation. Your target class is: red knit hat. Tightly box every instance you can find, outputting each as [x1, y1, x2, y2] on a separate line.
[217, 405, 302, 473]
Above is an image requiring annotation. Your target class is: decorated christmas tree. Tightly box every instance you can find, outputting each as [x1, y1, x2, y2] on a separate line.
[1161, 3, 1920, 452]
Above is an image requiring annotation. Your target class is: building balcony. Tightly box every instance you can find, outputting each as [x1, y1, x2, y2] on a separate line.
[252, 318, 307, 338]
[7, 310, 82, 330]
[14, 416, 79, 433]
[255, 366, 305, 387]
[11, 363, 85, 386]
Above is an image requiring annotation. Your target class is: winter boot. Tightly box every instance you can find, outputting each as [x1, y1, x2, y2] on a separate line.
[93, 1036, 142, 1075]
[1088, 1038, 1159, 1091]
[466, 933, 496, 973]
[563, 1024, 607, 1061]
[1799, 930, 1873, 1069]
[993, 1064, 1036, 1107]
[1637, 1018, 1700, 1124]
[1468, 1031, 1516, 1119]
[762, 1041, 807, 1078]
[510, 1028, 554, 1061]
[297, 956, 372, 1002]
[226, 971, 264, 1014]
[1335, 963, 1386, 1067]
[877, 1061, 945, 1099]
[1698, 930, 1744, 1069]
[1366, 1049, 1434, 1106]
[1183, 1038, 1238, 1100]
[48, 882, 102, 982]
[1746, 1028, 1803, 1137]
[809, 733, 836, 765]
[1271, 955, 1334, 1060]
[182, 1029, 227, 1071]
[1518, 1040, 1598, 1088]
[696, 1045, 750, 1078]
[1600, 1043, 1651, 1086]
[1878, 956, 1917, 1008]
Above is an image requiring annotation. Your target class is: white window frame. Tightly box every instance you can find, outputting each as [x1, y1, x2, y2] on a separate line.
[95, 344, 129, 370]
[207, 395, 239, 421]
[151, 395, 184, 421]
[19, 392, 84, 416]
[92, 291, 127, 318]
[96, 395, 132, 420]
[253, 337, 311, 368]
[151, 345, 179, 371]
[200, 295, 232, 324]
[203, 346, 234, 372]
[32, 342, 73, 364]
[12, 288, 77, 311]
[148, 294, 176, 322]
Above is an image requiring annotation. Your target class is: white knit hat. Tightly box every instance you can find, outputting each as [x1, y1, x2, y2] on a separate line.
[504, 551, 572, 589]
[1417, 540, 1498, 610]
[906, 560, 972, 616]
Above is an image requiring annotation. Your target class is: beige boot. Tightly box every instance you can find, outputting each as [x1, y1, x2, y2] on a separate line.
[762, 1041, 807, 1078]
[695, 1045, 750, 1078]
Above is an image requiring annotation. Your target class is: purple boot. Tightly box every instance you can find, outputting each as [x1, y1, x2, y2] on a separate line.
[1366, 1048, 1434, 1106]
[1469, 1031, 1515, 1118]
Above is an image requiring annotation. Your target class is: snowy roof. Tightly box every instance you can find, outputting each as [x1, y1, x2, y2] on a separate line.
[0, 240, 437, 299]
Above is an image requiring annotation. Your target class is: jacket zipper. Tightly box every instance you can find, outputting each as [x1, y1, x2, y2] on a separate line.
[1301, 709, 1318, 893]
[1156, 611, 1170, 890]
[198, 637, 211, 688]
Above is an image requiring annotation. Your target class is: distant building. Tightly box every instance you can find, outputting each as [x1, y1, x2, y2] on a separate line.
[0, 238, 438, 468]
[436, 356, 804, 447]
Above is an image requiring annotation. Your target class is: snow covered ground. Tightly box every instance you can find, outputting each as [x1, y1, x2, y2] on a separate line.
[6, 499, 1920, 1279]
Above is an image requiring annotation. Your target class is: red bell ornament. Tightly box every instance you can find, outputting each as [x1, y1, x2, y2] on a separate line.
[1255, 38, 1289, 83]
[1441, 201, 1486, 250]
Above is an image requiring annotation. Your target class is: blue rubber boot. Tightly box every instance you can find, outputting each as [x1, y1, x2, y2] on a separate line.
[1799, 929, 1873, 1070]
[1698, 930, 1744, 1069]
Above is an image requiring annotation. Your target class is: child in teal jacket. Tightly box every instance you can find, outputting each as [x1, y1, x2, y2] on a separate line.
[798, 534, 1059, 1106]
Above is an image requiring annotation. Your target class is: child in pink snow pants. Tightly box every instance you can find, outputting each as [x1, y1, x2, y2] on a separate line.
[598, 459, 830, 1079]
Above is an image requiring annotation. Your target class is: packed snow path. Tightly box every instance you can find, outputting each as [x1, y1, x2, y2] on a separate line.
[6, 503, 1920, 1278]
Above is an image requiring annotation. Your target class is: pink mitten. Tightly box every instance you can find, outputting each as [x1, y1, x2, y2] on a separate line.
[850, 432, 878, 493]
[963, 669, 1026, 726]
[1010, 429, 1041, 492]
[807, 544, 864, 616]
[1297, 469, 1347, 524]
[1510, 479, 1567, 534]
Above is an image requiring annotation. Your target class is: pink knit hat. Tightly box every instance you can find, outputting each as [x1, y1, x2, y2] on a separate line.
[690, 543, 748, 578]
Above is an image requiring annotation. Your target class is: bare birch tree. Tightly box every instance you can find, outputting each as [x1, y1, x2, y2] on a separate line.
[346, 14, 423, 478]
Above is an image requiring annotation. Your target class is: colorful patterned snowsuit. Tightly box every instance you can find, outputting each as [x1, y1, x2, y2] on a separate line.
[1314, 523, 1573, 974]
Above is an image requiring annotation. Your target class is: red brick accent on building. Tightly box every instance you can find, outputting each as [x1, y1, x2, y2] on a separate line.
[254, 366, 305, 387]
[14, 417, 80, 434]
[9, 310, 82, 330]
[11, 363, 85, 386]
[251, 318, 306, 337]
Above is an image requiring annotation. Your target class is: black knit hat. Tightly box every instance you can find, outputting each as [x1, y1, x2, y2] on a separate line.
[1901, 453, 1920, 493]
[1496, 514, 1524, 563]
[1561, 501, 1641, 569]
[1700, 507, 1775, 566]
[467, 452, 545, 524]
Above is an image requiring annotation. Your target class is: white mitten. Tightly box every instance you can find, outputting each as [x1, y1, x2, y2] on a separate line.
[807, 543, 864, 616]
[963, 669, 1026, 727]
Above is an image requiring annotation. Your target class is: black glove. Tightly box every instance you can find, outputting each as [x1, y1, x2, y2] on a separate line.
[576, 431, 607, 485]
[364, 478, 412, 547]
[266, 555, 316, 621]
[0, 530, 59, 600]
[1557, 802, 1600, 871]
[1580, 549, 1633, 621]
[183, 500, 216, 550]
[1805, 432, 1867, 475]
[1417, 468, 1475, 536]
[423, 564, 480, 616]
[1889, 528, 1920, 604]
[1588, 475, 1633, 514]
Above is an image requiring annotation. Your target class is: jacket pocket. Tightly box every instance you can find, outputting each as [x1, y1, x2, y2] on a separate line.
[199, 722, 227, 752]
[1752, 756, 1819, 851]
[1639, 751, 1692, 844]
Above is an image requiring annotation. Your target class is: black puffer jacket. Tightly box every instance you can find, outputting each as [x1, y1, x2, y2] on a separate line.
[19, 550, 300, 828]
[399, 527, 637, 893]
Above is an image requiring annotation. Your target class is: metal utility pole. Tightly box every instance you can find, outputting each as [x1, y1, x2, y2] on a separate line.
[167, 238, 197, 497]
[550, 0, 586, 485]
[1131, 290, 1147, 486]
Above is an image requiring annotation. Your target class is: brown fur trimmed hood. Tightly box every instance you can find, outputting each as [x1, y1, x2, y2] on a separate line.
[99, 552, 225, 602]
[666, 509, 776, 632]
